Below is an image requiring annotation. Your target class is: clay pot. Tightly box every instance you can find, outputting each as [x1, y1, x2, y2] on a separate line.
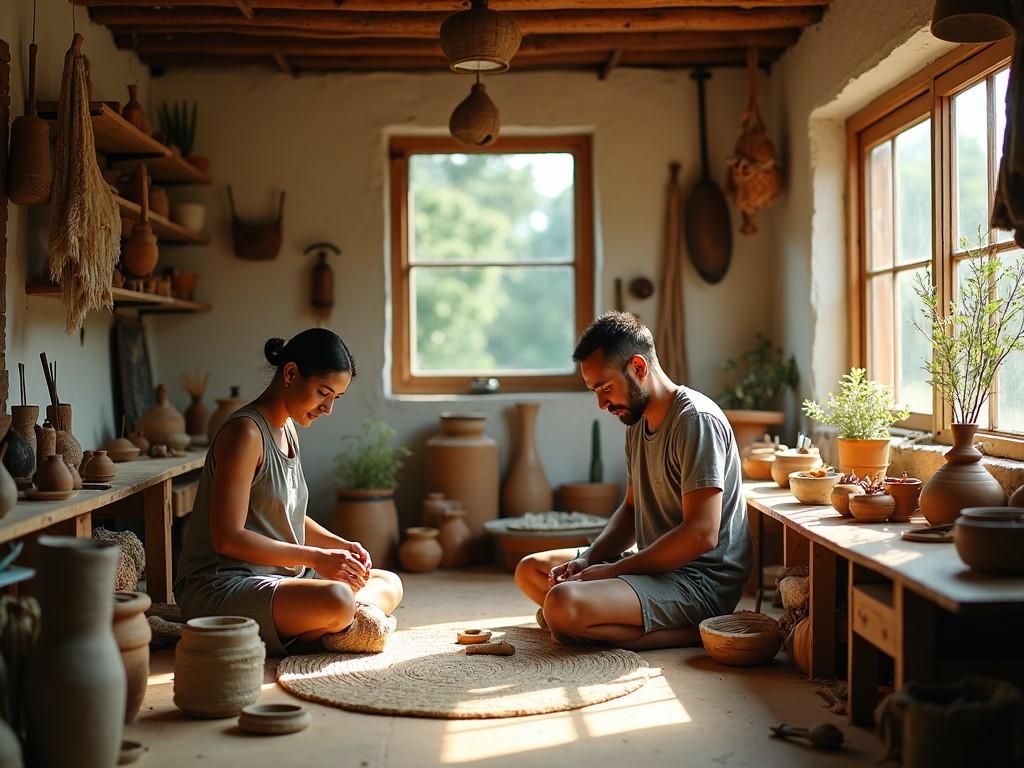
[438, 505, 473, 569]
[7, 42, 51, 206]
[421, 492, 449, 528]
[121, 84, 146, 132]
[172, 271, 200, 302]
[770, 450, 822, 487]
[83, 450, 117, 482]
[172, 202, 206, 232]
[139, 384, 186, 446]
[425, 412, 499, 564]
[558, 482, 621, 518]
[831, 484, 865, 517]
[128, 432, 150, 454]
[742, 448, 776, 481]
[46, 404, 83, 470]
[836, 438, 890, 479]
[208, 386, 244, 444]
[10, 405, 38, 477]
[919, 424, 1006, 525]
[174, 616, 265, 718]
[723, 409, 785, 455]
[953, 507, 1024, 576]
[1, 429, 35, 485]
[104, 437, 140, 463]
[398, 527, 443, 573]
[330, 489, 399, 570]
[35, 454, 74, 492]
[884, 476, 923, 522]
[848, 493, 894, 523]
[26, 537, 126, 768]
[502, 403, 553, 516]
[167, 432, 191, 456]
[67, 460, 83, 491]
[112, 591, 152, 723]
[0, 462, 16, 519]
[149, 186, 169, 218]
[788, 471, 841, 505]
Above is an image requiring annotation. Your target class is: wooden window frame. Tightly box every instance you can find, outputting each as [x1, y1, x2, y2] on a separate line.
[848, 38, 1024, 459]
[388, 134, 594, 396]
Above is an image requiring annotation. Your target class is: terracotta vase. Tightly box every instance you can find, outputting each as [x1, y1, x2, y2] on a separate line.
[149, 186, 170, 218]
[207, 386, 244, 444]
[0, 462, 16, 519]
[438, 505, 472, 569]
[10, 405, 38, 477]
[173, 616, 265, 718]
[885, 477, 923, 523]
[502, 403, 553, 516]
[421, 492, 449, 529]
[35, 454, 74, 492]
[128, 432, 150, 454]
[138, 384, 186, 446]
[112, 591, 152, 723]
[919, 424, 1006, 525]
[121, 84, 146, 132]
[83, 450, 117, 482]
[26, 537, 126, 768]
[330, 489, 399, 570]
[836, 438, 891, 479]
[398, 527, 443, 573]
[425, 413, 499, 564]
[46, 403, 83, 470]
[67, 460, 83, 491]
[558, 482, 621, 518]
[185, 394, 208, 438]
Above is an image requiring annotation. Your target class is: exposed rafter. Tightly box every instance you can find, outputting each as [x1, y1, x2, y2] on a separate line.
[75, 0, 831, 9]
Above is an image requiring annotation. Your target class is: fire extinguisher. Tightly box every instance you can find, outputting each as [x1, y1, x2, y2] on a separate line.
[304, 242, 340, 322]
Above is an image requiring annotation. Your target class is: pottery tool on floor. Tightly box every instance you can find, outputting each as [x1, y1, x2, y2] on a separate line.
[456, 629, 492, 645]
[770, 723, 844, 750]
[465, 641, 515, 657]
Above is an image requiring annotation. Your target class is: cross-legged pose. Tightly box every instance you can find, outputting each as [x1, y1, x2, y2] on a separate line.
[515, 312, 751, 650]
[176, 328, 403, 655]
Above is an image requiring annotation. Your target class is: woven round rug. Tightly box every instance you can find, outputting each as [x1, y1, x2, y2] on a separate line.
[276, 626, 649, 719]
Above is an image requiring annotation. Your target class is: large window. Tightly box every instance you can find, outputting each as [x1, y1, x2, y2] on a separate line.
[389, 135, 594, 395]
[850, 40, 1022, 453]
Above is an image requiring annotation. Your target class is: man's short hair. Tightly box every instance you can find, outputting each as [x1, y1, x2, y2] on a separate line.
[572, 311, 657, 366]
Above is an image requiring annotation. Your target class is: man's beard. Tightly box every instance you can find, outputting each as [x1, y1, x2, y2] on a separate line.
[614, 376, 649, 425]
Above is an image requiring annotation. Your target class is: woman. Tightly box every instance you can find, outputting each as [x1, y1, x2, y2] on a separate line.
[175, 329, 403, 655]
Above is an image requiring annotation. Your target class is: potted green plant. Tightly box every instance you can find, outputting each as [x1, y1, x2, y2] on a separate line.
[718, 334, 799, 449]
[331, 421, 411, 570]
[911, 244, 1023, 523]
[802, 368, 909, 478]
[557, 419, 620, 518]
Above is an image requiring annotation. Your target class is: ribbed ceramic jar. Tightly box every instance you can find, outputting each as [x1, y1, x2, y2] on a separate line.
[173, 616, 265, 718]
[113, 591, 152, 723]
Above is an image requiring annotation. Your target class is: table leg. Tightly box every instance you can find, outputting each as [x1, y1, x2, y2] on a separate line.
[896, 584, 937, 688]
[754, 504, 764, 613]
[783, 525, 809, 568]
[143, 480, 173, 603]
[809, 541, 837, 678]
[50, 512, 92, 538]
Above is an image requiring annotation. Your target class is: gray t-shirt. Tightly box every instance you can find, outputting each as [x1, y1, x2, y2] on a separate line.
[624, 386, 752, 610]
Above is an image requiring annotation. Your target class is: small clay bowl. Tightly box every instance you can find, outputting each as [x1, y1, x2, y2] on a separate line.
[830, 484, 864, 517]
[238, 703, 311, 735]
[848, 493, 894, 523]
[457, 628, 493, 645]
[105, 437, 141, 463]
[770, 451, 822, 487]
[954, 507, 1024, 576]
[884, 477, 923, 522]
[789, 471, 841, 505]
[742, 450, 775, 481]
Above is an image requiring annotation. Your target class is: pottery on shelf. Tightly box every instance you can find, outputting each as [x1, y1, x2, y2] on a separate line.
[398, 527, 443, 573]
[121, 84, 147, 132]
[105, 437, 141, 463]
[166, 432, 191, 456]
[10, 405, 39, 478]
[67, 459, 83, 491]
[741, 448, 776, 481]
[2, 428, 35, 486]
[139, 385, 186, 446]
[149, 185, 169, 218]
[836, 437, 891, 478]
[788, 471, 841, 505]
[849, 493, 895, 523]
[421, 492, 449, 529]
[919, 424, 1006, 525]
[128, 432, 150, 454]
[502, 402, 553, 516]
[82, 451, 117, 482]
[171, 202, 206, 233]
[831, 484, 865, 517]
[557, 482, 621, 518]
[173, 271, 200, 302]
[35, 419, 56, 466]
[207, 386, 244, 444]
[438, 505, 473, 568]
[770, 450, 822, 488]
[46, 403, 83, 470]
[123, 166, 159, 278]
[885, 476, 923, 522]
[113, 591, 152, 723]
[35, 454, 74, 492]
[26, 537, 127, 768]
[953, 507, 1024, 576]
[174, 616, 265, 719]
[331, 489, 400, 570]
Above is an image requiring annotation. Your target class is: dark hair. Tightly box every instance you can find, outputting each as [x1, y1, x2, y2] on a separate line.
[264, 328, 357, 378]
[572, 311, 656, 366]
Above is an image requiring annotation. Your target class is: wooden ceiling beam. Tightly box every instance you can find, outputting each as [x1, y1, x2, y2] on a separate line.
[89, 7, 823, 36]
[598, 49, 622, 80]
[232, 0, 254, 18]
[271, 49, 294, 74]
[78, 0, 831, 9]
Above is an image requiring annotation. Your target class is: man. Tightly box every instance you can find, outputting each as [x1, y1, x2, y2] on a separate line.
[515, 312, 751, 649]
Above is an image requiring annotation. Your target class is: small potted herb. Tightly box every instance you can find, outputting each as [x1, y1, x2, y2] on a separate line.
[718, 335, 799, 449]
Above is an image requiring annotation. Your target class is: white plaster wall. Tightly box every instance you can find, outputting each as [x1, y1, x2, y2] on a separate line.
[146, 66, 777, 527]
[3, 0, 149, 448]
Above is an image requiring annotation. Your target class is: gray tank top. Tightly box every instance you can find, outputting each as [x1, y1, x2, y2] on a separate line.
[175, 406, 309, 587]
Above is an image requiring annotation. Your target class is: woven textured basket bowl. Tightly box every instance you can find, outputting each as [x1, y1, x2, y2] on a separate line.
[699, 611, 783, 667]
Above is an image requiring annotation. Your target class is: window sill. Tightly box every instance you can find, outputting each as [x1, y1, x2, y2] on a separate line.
[888, 434, 1024, 499]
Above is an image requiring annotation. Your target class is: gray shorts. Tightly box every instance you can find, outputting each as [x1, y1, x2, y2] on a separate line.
[177, 568, 316, 656]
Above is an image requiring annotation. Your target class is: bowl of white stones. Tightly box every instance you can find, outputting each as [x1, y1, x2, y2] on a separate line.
[484, 512, 608, 572]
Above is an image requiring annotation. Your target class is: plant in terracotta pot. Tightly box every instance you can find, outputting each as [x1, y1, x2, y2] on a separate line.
[802, 368, 909, 479]
[847, 475, 895, 523]
[912, 245, 1024, 524]
[558, 420, 620, 518]
[330, 421, 411, 570]
[718, 334, 799, 450]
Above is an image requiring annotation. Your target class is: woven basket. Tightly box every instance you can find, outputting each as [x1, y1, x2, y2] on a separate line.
[449, 83, 500, 147]
[699, 611, 783, 667]
[440, 0, 522, 73]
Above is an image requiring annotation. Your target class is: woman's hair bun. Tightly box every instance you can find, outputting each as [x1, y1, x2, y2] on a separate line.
[264, 337, 286, 367]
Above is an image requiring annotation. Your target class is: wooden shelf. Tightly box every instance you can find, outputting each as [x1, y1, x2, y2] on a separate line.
[111, 155, 211, 185]
[27, 284, 211, 314]
[115, 195, 208, 245]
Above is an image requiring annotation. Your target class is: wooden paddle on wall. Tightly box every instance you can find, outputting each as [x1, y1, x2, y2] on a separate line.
[684, 67, 733, 285]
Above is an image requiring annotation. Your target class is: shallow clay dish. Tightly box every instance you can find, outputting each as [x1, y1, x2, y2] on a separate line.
[954, 507, 1024, 576]
[788, 471, 841, 505]
[22, 489, 79, 502]
[457, 629, 493, 645]
[238, 703, 311, 735]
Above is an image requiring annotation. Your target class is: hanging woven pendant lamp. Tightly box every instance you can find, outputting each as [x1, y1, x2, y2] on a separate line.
[440, 0, 522, 74]
[450, 77, 500, 147]
[931, 0, 1015, 42]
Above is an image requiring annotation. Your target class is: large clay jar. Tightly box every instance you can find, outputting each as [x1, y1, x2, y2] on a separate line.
[174, 616, 265, 718]
[836, 437, 891, 478]
[0, 462, 16, 519]
[398, 527, 443, 573]
[35, 454, 74, 492]
[438, 505, 472, 568]
[919, 424, 1006, 525]
[425, 412, 499, 564]
[10, 405, 38, 478]
[558, 482, 621, 518]
[26, 537, 126, 768]
[502, 403, 553, 516]
[113, 591, 152, 723]
[331, 489, 399, 570]
[185, 394, 209, 438]
[138, 384, 186, 446]
[46, 403, 83, 470]
[207, 386, 244, 444]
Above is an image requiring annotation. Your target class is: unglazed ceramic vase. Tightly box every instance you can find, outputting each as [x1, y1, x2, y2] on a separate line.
[398, 527, 443, 573]
[35, 454, 74, 492]
[502, 402, 553, 516]
[113, 591, 152, 723]
[330, 489, 399, 570]
[10, 405, 38, 478]
[82, 450, 117, 482]
[438, 505, 473, 569]
[46, 403, 83, 470]
[425, 412, 499, 564]
[884, 477, 923, 522]
[26, 537, 126, 768]
[919, 424, 1006, 525]
[185, 394, 209, 438]
[849, 493, 895, 523]
[421, 492, 449, 529]
[207, 386, 244, 444]
[174, 616, 265, 718]
[138, 385, 186, 446]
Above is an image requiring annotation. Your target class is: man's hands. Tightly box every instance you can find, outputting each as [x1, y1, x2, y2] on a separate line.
[312, 547, 370, 591]
[549, 555, 625, 584]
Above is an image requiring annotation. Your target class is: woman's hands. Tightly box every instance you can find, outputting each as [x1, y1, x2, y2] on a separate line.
[548, 556, 590, 585]
[311, 548, 370, 591]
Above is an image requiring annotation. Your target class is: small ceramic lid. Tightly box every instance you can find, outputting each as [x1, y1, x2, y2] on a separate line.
[237, 704, 311, 735]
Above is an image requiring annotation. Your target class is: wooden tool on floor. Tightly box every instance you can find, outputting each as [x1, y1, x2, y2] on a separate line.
[465, 641, 515, 656]
[769, 723, 844, 750]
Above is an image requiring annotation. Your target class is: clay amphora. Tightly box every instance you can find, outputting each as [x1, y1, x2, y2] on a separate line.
[421, 491, 448, 528]
[112, 591, 152, 723]
[398, 527, 443, 573]
[83, 450, 117, 482]
[46, 403, 83, 469]
[558, 482, 621, 518]
[502, 402, 553, 516]
[207, 386, 244, 443]
[919, 424, 1006, 524]
[425, 413, 498, 563]
[121, 84, 146, 132]
[35, 454, 74, 492]
[174, 616, 265, 718]
[10, 405, 38, 477]
[330, 489, 399, 570]
[185, 394, 209, 437]
[438, 505, 472, 569]
[26, 537, 126, 768]
[138, 384, 186, 446]
[0, 462, 16, 519]
[1, 430, 34, 486]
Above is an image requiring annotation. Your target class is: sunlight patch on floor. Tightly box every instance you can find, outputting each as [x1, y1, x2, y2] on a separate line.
[404, 614, 537, 632]
[147, 671, 175, 687]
